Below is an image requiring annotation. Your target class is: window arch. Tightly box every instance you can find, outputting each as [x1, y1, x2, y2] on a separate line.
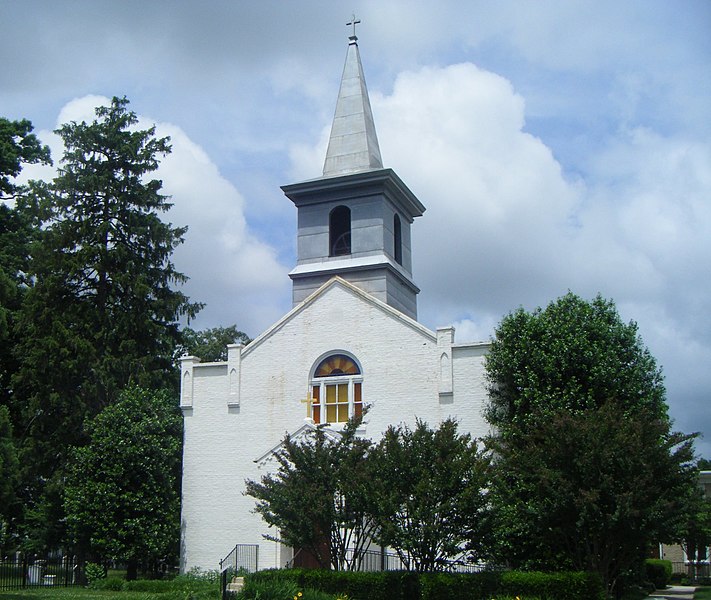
[330, 206, 351, 256]
[309, 353, 362, 424]
[393, 213, 402, 265]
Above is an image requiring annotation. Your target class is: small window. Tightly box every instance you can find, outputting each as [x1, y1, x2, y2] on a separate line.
[393, 214, 402, 265]
[309, 354, 362, 424]
[330, 206, 351, 256]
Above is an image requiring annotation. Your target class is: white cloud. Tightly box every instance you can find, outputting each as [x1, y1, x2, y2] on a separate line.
[19, 96, 290, 336]
[289, 59, 711, 455]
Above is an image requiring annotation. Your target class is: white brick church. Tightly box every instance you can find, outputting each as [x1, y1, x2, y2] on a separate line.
[179, 31, 491, 573]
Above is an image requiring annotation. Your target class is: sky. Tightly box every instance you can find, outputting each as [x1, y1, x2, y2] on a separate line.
[2, 0, 710, 458]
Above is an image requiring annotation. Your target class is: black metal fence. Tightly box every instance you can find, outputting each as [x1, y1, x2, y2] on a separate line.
[671, 561, 711, 581]
[0, 555, 78, 590]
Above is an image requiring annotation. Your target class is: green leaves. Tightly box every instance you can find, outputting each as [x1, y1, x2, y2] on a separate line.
[0, 117, 51, 199]
[372, 419, 491, 572]
[485, 292, 667, 434]
[3, 97, 201, 552]
[484, 292, 697, 595]
[63, 386, 182, 567]
[246, 417, 491, 572]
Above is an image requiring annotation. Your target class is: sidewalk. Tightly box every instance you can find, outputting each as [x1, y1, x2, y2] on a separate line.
[647, 585, 697, 599]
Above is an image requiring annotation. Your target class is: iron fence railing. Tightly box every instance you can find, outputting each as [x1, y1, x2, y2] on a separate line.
[0, 555, 78, 590]
[671, 561, 710, 581]
[219, 544, 259, 600]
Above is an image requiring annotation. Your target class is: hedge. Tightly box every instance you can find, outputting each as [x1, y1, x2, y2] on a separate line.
[244, 568, 604, 600]
[645, 559, 672, 589]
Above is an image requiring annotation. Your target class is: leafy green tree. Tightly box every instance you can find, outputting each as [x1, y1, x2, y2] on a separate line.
[678, 489, 711, 577]
[63, 386, 182, 580]
[177, 325, 251, 362]
[0, 117, 51, 199]
[0, 204, 34, 409]
[245, 416, 377, 571]
[485, 292, 668, 435]
[487, 401, 696, 596]
[11, 96, 201, 549]
[484, 293, 698, 596]
[372, 418, 491, 572]
[0, 405, 19, 551]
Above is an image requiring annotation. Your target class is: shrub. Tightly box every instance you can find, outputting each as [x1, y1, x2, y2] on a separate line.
[645, 559, 672, 589]
[85, 562, 107, 587]
[91, 576, 126, 591]
[236, 577, 300, 599]
[242, 569, 603, 600]
[499, 571, 605, 600]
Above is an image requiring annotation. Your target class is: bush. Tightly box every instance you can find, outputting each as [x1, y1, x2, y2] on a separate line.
[499, 571, 605, 600]
[645, 559, 672, 589]
[243, 569, 603, 600]
[85, 562, 107, 587]
[91, 576, 126, 591]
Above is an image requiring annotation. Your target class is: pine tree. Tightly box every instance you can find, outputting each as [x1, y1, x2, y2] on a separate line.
[12, 97, 201, 548]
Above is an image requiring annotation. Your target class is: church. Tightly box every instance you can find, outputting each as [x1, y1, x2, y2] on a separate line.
[179, 29, 491, 573]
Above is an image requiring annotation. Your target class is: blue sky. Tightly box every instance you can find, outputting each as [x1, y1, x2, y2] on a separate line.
[2, 0, 710, 457]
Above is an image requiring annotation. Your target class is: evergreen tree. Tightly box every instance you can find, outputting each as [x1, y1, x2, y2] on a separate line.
[485, 292, 668, 435]
[12, 97, 201, 548]
[64, 386, 182, 579]
[484, 293, 697, 596]
[0, 117, 51, 200]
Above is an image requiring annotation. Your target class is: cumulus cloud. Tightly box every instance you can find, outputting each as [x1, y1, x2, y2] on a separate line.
[289, 60, 711, 454]
[19, 95, 290, 336]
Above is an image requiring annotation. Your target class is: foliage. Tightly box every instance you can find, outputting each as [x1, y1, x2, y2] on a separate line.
[679, 491, 711, 564]
[90, 576, 126, 591]
[10, 96, 200, 549]
[645, 559, 672, 589]
[0, 117, 51, 199]
[243, 568, 602, 600]
[698, 458, 711, 470]
[245, 415, 377, 571]
[485, 292, 668, 436]
[371, 418, 491, 572]
[487, 400, 696, 596]
[63, 386, 182, 578]
[0, 406, 18, 510]
[484, 292, 698, 596]
[497, 571, 604, 600]
[84, 562, 107, 586]
[177, 325, 251, 362]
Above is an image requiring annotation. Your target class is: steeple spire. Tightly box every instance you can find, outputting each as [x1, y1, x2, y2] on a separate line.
[322, 19, 383, 177]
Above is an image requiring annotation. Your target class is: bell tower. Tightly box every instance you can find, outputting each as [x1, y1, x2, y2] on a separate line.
[281, 22, 425, 320]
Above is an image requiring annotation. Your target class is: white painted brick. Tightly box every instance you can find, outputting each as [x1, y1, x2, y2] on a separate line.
[180, 278, 490, 572]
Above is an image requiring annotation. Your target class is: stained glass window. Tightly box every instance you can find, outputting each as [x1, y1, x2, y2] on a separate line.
[310, 354, 363, 424]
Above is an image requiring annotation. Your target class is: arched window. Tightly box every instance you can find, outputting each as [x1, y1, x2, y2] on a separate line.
[330, 206, 351, 256]
[393, 213, 402, 265]
[309, 353, 362, 424]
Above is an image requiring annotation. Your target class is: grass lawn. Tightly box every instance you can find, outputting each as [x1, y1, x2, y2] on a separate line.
[695, 587, 711, 599]
[0, 591, 159, 600]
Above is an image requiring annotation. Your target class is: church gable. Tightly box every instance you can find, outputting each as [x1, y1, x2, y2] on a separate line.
[243, 276, 435, 361]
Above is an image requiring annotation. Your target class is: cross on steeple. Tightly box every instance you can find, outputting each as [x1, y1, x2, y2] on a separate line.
[347, 14, 361, 40]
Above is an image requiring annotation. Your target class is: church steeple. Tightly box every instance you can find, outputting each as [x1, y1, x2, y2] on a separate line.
[322, 20, 383, 177]
[282, 22, 425, 320]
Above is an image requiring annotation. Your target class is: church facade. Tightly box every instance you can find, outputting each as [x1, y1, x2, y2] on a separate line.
[179, 31, 491, 573]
